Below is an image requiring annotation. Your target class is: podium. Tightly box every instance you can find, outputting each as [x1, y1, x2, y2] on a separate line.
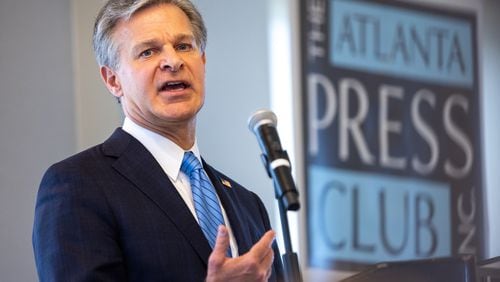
[341, 256, 477, 282]
[477, 256, 500, 282]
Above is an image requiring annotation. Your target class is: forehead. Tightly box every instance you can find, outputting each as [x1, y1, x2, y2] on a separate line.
[112, 4, 194, 47]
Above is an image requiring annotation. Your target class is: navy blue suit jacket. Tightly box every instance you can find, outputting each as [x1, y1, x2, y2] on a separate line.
[33, 128, 283, 281]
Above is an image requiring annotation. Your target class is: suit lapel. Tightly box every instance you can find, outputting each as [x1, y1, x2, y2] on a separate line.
[102, 129, 212, 264]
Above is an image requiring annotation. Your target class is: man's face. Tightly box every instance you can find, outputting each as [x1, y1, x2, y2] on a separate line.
[102, 4, 206, 132]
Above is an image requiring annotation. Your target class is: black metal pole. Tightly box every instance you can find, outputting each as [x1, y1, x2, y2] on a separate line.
[276, 182, 303, 282]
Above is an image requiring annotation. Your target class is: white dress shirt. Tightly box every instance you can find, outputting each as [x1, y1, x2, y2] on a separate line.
[122, 117, 238, 257]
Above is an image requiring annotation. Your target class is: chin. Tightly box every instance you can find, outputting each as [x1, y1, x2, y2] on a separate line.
[157, 110, 197, 123]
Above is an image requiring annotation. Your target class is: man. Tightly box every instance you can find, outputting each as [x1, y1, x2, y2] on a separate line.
[32, 0, 283, 281]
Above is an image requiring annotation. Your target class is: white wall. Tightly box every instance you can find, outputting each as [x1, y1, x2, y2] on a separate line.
[0, 0, 75, 281]
[72, 0, 123, 150]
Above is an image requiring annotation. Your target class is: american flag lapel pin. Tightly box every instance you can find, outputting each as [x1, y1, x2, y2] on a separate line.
[221, 179, 232, 188]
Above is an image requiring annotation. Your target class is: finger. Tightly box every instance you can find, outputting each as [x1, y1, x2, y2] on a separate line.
[260, 249, 275, 282]
[212, 225, 230, 257]
[249, 230, 275, 260]
[257, 250, 274, 282]
[261, 247, 274, 269]
[208, 226, 230, 272]
[265, 266, 272, 281]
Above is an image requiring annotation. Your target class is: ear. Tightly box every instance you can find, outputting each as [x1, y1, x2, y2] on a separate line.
[201, 52, 206, 65]
[100, 65, 123, 98]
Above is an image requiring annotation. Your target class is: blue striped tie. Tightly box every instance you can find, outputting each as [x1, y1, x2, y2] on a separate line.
[181, 152, 230, 256]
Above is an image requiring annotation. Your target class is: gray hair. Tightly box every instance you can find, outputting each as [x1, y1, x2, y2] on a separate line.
[93, 0, 207, 69]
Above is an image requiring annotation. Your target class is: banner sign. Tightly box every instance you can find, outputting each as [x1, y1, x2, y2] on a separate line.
[301, 0, 483, 270]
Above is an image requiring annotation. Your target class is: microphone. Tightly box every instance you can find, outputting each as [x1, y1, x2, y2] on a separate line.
[248, 109, 300, 211]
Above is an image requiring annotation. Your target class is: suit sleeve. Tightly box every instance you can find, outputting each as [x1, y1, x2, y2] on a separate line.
[32, 163, 127, 281]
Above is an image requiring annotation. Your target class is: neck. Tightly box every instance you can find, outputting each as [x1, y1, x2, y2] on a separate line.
[129, 116, 197, 150]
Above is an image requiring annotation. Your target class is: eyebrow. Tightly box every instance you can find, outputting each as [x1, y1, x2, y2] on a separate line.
[174, 33, 196, 43]
[132, 39, 162, 55]
[131, 34, 197, 55]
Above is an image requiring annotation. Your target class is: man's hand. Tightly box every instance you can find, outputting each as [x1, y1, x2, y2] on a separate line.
[206, 226, 275, 282]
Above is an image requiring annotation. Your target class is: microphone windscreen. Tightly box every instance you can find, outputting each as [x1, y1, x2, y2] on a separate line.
[247, 109, 277, 134]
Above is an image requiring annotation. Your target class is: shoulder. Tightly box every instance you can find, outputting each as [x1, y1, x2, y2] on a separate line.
[43, 128, 132, 180]
[43, 143, 106, 184]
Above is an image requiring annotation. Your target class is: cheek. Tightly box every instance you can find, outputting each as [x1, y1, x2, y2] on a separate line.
[127, 70, 156, 96]
[123, 62, 155, 82]
[195, 66, 206, 88]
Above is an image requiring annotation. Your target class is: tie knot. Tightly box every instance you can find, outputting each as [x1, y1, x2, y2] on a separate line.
[180, 151, 202, 175]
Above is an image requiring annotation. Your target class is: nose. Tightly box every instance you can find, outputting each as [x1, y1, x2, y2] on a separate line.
[159, 48, 184, 72]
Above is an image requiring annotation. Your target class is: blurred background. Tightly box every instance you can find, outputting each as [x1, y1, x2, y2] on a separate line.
[0, 0, 498, 281]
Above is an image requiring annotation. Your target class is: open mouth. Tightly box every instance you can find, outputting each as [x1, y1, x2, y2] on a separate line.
[159, 81, 190, 92]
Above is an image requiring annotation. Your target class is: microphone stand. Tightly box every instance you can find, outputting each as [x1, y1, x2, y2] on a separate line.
[277, 193, 303, 282]
[261, 153, 303, 282]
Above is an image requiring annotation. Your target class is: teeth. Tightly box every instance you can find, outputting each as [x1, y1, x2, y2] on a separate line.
[161, 81, 187, 91]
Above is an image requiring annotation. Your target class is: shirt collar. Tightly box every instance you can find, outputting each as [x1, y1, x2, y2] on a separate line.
[122, 117, 201, 180]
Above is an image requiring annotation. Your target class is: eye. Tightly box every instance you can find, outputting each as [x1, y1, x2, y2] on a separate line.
[176, 43, 193, 52]
[139, 49, 155, 58]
